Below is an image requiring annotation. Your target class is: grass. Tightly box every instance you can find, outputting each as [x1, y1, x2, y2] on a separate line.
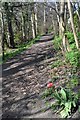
[0, 35, 41, 64]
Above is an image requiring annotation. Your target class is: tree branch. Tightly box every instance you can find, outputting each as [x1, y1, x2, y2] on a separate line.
[43, 3, 60, 17]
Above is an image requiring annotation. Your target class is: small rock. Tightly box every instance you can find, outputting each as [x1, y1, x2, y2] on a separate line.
[23, 92, 26, 95]
[40, 66, 44, 69]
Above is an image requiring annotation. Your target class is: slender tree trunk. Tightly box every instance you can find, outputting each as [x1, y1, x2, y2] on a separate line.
[60, 1, 65, 36]
[26, 4, 29, 40]
[66, 37, 71, 51]
[60, 1, 67, 52]
[34, 4, 38, 35]
[59, 2, 63, 36]
[30, 4, 36, 39]
[55, 2, 60, 35]
[65, 3, 71, 52]
[31, 13, 36, 39]
[67, 0, 79, 49]
[21, 6, 26, 41]
[4, 3, 15, 48]
[44, 7, 46, 27]
[22, 11, 26, 41]
[0, 6, 5, 60]
[44, 5, 46, 33]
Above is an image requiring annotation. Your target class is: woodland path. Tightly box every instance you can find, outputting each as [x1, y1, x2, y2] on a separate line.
[2, 33, 60, 119]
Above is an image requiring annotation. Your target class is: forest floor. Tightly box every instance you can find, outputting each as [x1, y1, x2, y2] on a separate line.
[2, 33, 80, 119]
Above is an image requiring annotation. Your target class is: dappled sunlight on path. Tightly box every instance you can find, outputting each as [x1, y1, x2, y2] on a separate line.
[2, 34, 58, 119]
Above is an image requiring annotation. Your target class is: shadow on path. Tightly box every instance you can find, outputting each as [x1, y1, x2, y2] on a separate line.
[2, 34, 56, 119]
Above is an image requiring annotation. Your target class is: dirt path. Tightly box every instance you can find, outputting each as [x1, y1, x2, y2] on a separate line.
[2, 34, 59, 119]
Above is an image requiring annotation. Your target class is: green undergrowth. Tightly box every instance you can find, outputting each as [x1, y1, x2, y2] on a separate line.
[51, 87, 78, 118]
[42, 87, 54, 98]
[65, 50, 80, 69]
[44, 33, 80, 118]
[53, 32, 80, 51]
[53, 36, 62, 50]
[66, 76, 79, 89]
[51, 59, 63, 68]
[0, 35, 41, 64]
[43, 84, 79, 118]
[53, 32, 80, 72]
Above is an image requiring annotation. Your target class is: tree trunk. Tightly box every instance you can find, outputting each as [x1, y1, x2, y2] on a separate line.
[44, 6, 46, 27]
[31, 13, 36, 39]
[44, 5, 46, 33]
[60, 1, 67, 52]
[66, 37, 71, 52]
[34, 3, 38, 35]
[55, 2, 60, 35]
[21, 6, 26, 41]
[4, 3, 15, 48]
[67, 0, 79, 49]
[0, 6, 5, 60]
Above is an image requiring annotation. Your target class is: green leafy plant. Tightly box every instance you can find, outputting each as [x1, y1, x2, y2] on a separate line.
[51, 60, 63, 68]
[52, 87, 78, 118]
[70, 43, 77, 50]
[65, 50, 80, 68]
[65, 32, 74, 44]
[53, 36, 62, 50]
[65, 32, 80, 51]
